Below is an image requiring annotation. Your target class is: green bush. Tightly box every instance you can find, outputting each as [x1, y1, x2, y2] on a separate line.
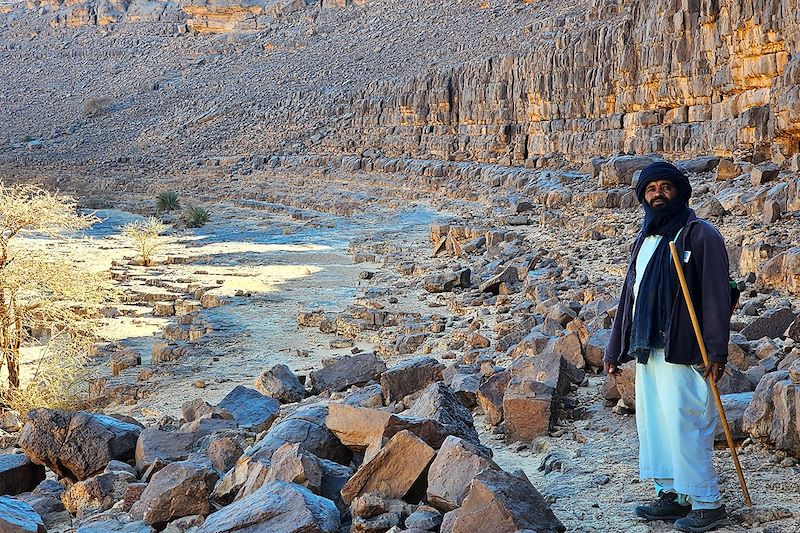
[184, 206, 211, 228]
[156, 191, 180, 212]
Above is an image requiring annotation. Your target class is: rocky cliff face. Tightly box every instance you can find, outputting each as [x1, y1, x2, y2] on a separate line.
[320, 0, 800, 165]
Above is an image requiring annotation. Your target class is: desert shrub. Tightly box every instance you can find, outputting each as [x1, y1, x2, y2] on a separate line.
[83, 96, 114, 117]
[183, 206, 211, 228]
[156, 191, 180, 212]
[121, 217, 169, 266]
[0, 184, 110, 407]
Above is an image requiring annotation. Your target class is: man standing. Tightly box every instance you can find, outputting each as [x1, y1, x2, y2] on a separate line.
[604, 161, 732, 533]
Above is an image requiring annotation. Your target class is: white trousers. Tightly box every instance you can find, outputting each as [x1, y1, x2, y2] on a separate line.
[635, 349, 721, 509]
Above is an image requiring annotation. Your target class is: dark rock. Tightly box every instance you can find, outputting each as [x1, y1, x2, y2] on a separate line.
[0, 495, 46, 533]
[423, 269, 471, 293]
[342, 383, 385, 408]
[245, 403, 352, 466]
[381, 356, 445, 404]
[196, 480, 340, 533]
[180, 399, 233, 423]
[717, 392, 754, 441]
[309, 353, 387, 394]
[20, 409, 141, 481]
[340, 430, 436, 505]
[130, 456, 218, 526]
[404, 382, 481, 448]
[741, 308, 798, 340]
[584, 329, 611, 368]
[135, 428, 200, 473]
[426, 436, 499, 512]
[477, 370, 510, 425]
[0, 454, 45, 496]
[217, 385, 280, 432]
[254, 364, 307, 404]
[449, 468, 565, 532]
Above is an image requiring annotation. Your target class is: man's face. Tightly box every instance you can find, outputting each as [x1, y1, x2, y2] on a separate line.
[644, 178, 677, 208]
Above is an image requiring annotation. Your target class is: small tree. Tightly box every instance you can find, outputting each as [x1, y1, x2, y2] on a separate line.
[0, 184, 110, 406]
[122, 217, 169, 266]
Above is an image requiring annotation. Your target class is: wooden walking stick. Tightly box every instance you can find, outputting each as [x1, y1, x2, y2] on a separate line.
[669, 242, 753, 507]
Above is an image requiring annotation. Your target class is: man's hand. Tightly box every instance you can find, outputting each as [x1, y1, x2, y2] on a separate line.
[604, 361, 620, 376]
[701, 361, 725, 383]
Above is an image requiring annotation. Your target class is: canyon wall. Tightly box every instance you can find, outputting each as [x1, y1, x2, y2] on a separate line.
[319, 0, 800, 165]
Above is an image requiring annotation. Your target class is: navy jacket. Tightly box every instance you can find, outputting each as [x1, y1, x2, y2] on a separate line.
[605, 213, 731, 366]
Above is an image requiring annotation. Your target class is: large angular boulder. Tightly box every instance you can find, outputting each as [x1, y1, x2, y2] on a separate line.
[0, 495, 46, 533]
[503, 380, 557, 441]
[244, 403, 352, 466]
[476, 370, 510, 426]
[130, 456, 219, 526]
[20, 410, 141, 481]
[380, 356, 445, 404]
[217, 386, 280, 432]
[426, 436, 500, 512]
[717, 392, 754, 441]
[180, 399, 233, 423]
[197, 481, 340, 533]
[61, 470, 132, 519]
[254, 364, 308, 404]
[423, 269, 471, 293]
[404, 382, 481, 448]
[449, 469, 565, 533]
[326, 403, 464, 461]
[743, 370, 790, 439]
[0, 454, 45, 496]
[309, 353, 387, 394]
[584, 329, 611, 368]
[340, 430, 436, 505]
[236, 443, 323, 500]
[75, 518, 155, 532]
[135, 428, 200, 473]
[741, 307, 799, 340]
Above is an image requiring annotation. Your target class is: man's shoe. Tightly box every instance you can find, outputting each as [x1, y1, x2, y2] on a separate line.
[633, 492, 692, 521]
[673, 505, 731, 532]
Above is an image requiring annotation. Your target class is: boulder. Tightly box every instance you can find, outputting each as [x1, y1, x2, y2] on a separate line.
[61, 470, 132, 519]
[244, 403, 352, 466]
[599, 155, 660, 187]
[404, 382, 481, 448]
[448, 367, 481, 408]
[180, 399, 233, 423]
[449, 468, 565, 533]
[478, 266, 519, 295]
[309, 353, 387, 394]
[20, 409, 141, 481]
[549, 332, 584, 369]
[423, 269, 471, 293]
[217, 385, 280, 432]
[76, 518, 155, 532]
[717, 365, 756, 395]
[751, 164, 780, 186]
[715, 159, 742, 180]
[326, 403, 459, 460]
[759, 248, 800, 295]
[0, 454, 45, 496]
[717, 392, 754, 441]
[0, 495, 46, 533]
[179, 417, 239, 436]
[503, 380, 557, 441]
[319, 459, 353, 513]
[613, 361, 637, 408]
[741, 307, 799, 340]
[254, 364, 307, 404]
[340, 430, 436, 505]
[743, 370, 791, 440]
[196, 481, 340, 533]
[342, 383, 385, 408]
[206, 436, 244, 474]
[477, 370, 510, 425]
[135, 428, 200, 473]
[130, 456, 218, 526]
[380, 356, 445, 404]
[238, 443, 323, 500]
[426, 436, 500, 512]
[584, 329, 611, 368]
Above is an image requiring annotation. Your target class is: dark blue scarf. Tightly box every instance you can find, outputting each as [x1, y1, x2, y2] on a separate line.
[629, 201, 693, 362]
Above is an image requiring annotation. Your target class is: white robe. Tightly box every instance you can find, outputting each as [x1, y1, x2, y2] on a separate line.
[633, 234, 721, 504]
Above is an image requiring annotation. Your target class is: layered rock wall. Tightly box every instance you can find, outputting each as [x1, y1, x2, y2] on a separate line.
[322, 0, 800, 164]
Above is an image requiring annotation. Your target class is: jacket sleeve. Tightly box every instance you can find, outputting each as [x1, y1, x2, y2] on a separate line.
[691, 223, 731, 364]
[605, 298, 623, 365]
